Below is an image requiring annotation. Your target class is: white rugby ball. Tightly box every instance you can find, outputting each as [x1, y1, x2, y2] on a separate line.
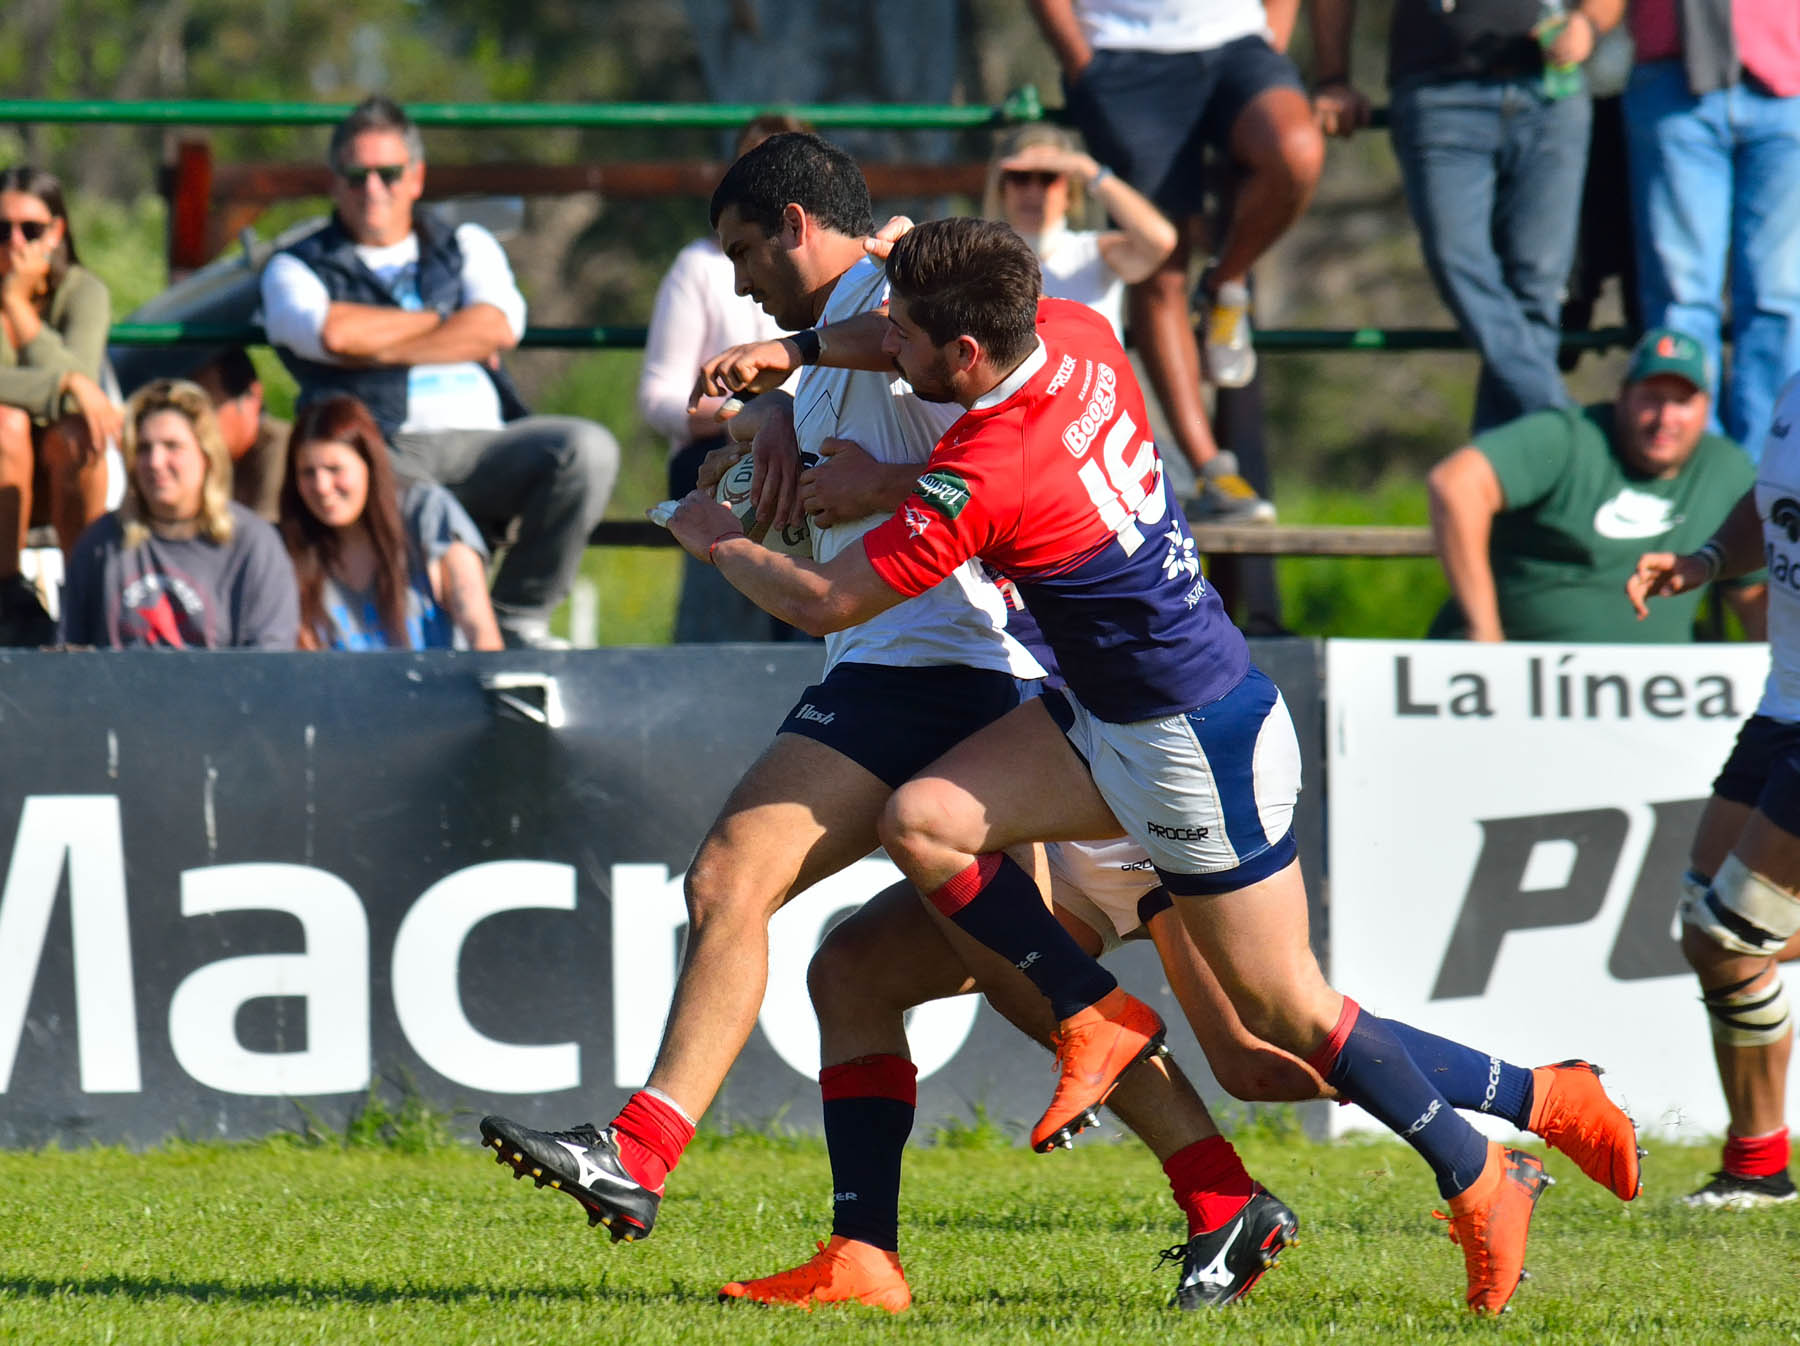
[713, 452, 816, 557]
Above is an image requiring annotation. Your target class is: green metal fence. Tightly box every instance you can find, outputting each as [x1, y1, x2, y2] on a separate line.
[107, 323, 1635, 353]
[0, 91, 1047, 129]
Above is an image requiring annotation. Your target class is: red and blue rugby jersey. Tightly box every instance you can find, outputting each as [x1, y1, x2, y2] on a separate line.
[864, 299, 1248, 723]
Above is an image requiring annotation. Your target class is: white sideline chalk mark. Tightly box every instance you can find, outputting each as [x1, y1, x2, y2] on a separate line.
[106, 729, 118, 780]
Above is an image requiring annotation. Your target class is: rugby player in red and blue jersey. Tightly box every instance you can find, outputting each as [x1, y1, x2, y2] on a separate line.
[671, 218, 1640, 1314]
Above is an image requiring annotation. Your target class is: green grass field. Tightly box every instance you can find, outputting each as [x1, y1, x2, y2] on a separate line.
[1, 1127, 1795, 1345]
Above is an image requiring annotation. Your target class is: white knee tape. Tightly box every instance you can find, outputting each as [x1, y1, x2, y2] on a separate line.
[1703, 973, 1794, 1048]
[1680, 854, 1800, 957]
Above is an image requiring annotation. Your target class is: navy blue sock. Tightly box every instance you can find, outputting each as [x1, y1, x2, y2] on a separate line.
[1382, 1021, 1535, 1130]
[821, 1056, 916, 1252]
[1309, 999, 1491, 1199]
[927, 853, 1117, 1021]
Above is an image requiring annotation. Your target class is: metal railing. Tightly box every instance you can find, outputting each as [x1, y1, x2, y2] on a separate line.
[106, 323, 1637, 354]
[0, 91, 1048, 129]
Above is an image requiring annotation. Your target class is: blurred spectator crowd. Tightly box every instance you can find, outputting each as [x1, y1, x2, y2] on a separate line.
[1, 0, 1795, 651]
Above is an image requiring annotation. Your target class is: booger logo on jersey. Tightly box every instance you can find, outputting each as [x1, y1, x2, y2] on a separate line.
[913, 470, 970, 520]
[1592, 487, 1681, 540]
[1061, 362, 1117, 457]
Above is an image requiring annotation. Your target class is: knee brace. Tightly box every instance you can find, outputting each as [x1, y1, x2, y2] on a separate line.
[1679, 854, 1800, 957]
[1702, 970, 1794, 1048]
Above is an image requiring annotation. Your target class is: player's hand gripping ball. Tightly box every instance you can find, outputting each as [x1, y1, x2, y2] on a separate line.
[713, 451, 818, 556]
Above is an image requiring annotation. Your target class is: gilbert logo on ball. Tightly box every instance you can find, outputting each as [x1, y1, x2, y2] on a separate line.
[714, 452, 817, 556]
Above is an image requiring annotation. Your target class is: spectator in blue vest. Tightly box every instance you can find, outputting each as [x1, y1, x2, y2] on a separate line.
[260, 95, 617, 649]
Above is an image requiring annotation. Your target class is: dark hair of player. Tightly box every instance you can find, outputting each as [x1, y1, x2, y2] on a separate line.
[708, 132, 874, 238]
[884, 217, 1042, 368]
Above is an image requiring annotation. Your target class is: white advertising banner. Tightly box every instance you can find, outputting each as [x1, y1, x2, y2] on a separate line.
[1325, 639, 1789, 1143]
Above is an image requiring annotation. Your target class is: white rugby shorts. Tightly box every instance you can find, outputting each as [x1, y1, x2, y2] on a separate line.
[1048, 838, 1162, 953]
[1049, 665, 1301, 893]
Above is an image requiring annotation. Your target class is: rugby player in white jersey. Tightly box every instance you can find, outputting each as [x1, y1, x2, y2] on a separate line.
[1628, 371, 1800, 1207]
[476, 136, 1289, 1305]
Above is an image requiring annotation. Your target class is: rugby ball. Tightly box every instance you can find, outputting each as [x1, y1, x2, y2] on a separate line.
[713, 452, 816, 557]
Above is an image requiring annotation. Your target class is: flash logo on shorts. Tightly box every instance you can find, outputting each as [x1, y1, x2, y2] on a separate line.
[1146, 821, 1209, 841]
[795, 704, 836, 726]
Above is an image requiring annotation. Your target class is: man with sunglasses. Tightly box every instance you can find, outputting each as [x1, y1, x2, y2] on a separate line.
[261, 95, 618, 650]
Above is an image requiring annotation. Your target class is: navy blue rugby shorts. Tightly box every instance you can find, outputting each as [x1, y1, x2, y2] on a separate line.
[777, 660, 1038, 789]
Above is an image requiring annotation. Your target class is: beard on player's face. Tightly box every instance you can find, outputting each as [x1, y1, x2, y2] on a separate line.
[895, 347, 957, 403]
[751, 249, 812, 331]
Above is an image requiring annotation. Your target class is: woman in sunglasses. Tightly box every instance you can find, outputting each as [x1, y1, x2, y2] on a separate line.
[0, 165, 122, 645]
[983, 124, 1177, 344]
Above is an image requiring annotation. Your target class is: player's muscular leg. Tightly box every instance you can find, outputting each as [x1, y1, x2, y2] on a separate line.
[1685, 808, 1800, 1139]
[1172, 861, 1343, 1061]
[879, 698, 1123, 887]
[1145, 906, 1328, 1104]
[646, 732, 894, 1119]
[1211, 87, 1323, 287]
[808, 880, 982, 1064]
[1690, 796, 1755, 877]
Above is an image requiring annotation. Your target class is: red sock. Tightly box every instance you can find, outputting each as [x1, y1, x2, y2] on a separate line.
[1164, 1135, 1257, 1235]
[1304, 996, 1360, 1079]
[1723, 1127, 1791, 1179]
[611, 1090, 696, 1192]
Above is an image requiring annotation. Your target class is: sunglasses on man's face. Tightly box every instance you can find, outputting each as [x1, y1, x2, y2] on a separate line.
[335, 162, 409, 189]
[1001, 170, 1061, 189]
[0, 220, 50, 243]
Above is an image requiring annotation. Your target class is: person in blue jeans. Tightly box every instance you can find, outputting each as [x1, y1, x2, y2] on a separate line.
[1622, 0, 1800, 462]
[1314, 0, 1623, 433]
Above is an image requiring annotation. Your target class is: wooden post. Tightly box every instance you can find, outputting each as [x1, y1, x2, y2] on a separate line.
[165, 138, 215, 279]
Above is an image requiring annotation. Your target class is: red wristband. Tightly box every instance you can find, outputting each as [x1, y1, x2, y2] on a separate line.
[708, 530, 747, 565]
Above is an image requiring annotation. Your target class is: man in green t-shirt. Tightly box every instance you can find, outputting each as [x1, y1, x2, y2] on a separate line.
[1427, 327, 1766, 642]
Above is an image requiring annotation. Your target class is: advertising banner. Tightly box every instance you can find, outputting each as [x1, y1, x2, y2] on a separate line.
[1, 641, 1322, 1147]
[1325, 639, 1786, 1142]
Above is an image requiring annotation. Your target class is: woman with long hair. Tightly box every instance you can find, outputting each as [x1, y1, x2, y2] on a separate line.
[0, 166, 123, 643]
[60, 379, 297, 648]
[281, 393, 501, 650]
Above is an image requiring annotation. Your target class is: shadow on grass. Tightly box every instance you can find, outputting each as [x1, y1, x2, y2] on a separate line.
[0, 1273, 704, 1308]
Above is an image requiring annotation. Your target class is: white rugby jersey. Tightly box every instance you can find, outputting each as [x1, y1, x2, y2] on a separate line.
[799, 257, 1043, 678]
[1756, 373, 1800, 722]
[1075, 0, 1266, 53]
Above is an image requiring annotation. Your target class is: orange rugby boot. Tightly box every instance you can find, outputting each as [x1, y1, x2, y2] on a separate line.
[719, 1236, 912, 1313]
[1437, 1142, 1552, 1315]
[1528, 1060, 1644, 1201]
[1030, 987, 1167, 1153]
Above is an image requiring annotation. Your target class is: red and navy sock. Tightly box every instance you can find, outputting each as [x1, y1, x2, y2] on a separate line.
[1723, 1126, 1791, 1178]
[1164, 1135, 1257, 1236]
[610, 1088, 696, 1193]
[927, 852, 1117, 1021]
[1308, 997, 1490, 1199]
[822, 1055, 918, 1252]
[1380, 1021, 1535, 1130]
